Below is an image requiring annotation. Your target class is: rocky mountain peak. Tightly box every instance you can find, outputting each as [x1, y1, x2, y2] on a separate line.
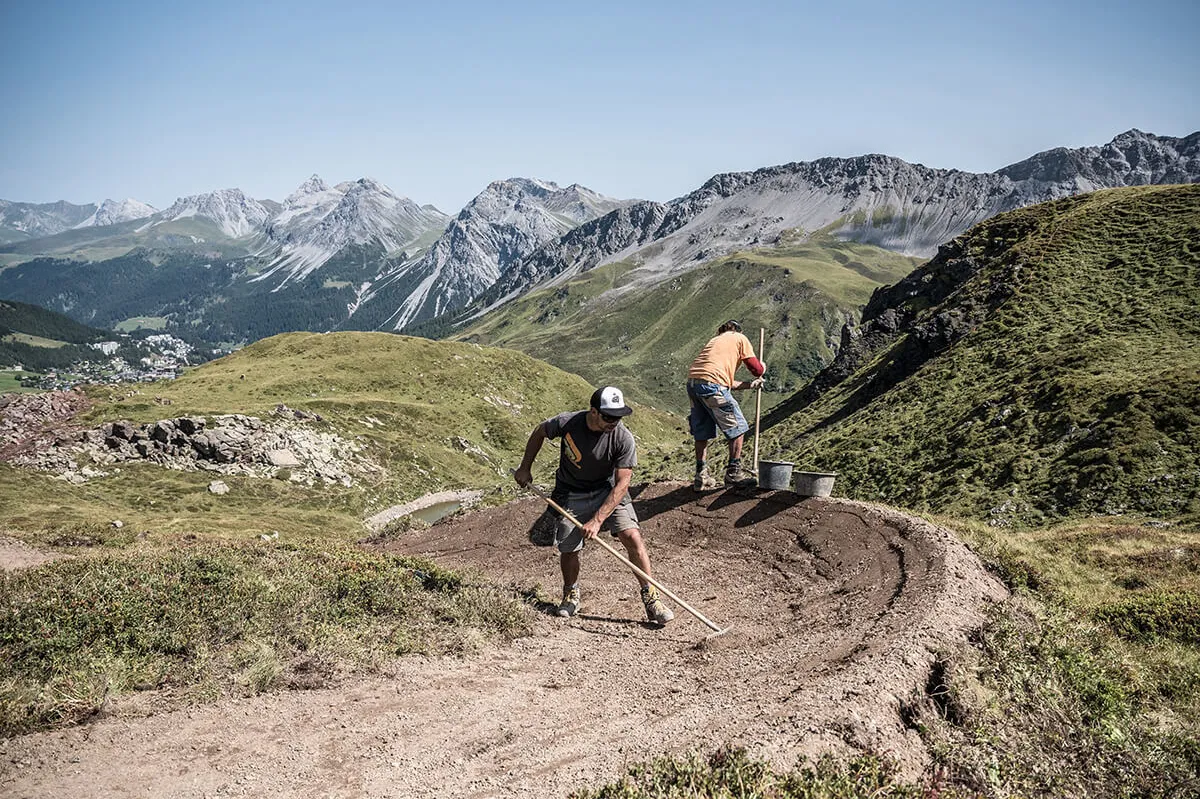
[346, 177, 391, 197]
[463, 129, 1199, 322]
[0, 199, 97, 242]
[75, 198, 158, 229]
[997, 129, 1199, 185]
[359, 177, 632, 331]
[294, 174, 329, 196]
[158, 188, 270, 238]
[253, 177, 450, 289]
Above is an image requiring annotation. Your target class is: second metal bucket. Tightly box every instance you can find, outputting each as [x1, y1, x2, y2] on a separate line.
[757, 460, 794, 490]
[794, 471, 837, 497]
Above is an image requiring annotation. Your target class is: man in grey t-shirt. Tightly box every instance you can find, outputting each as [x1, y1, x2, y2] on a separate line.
[513, 386, 674, 626]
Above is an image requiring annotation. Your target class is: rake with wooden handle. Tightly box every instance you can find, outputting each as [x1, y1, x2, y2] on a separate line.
[518, 478, 730, 641]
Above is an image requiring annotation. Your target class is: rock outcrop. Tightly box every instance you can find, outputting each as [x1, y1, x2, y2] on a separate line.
[0, 394, 378, 487]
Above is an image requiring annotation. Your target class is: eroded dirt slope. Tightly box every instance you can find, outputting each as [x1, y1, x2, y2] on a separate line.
[1, 482, 1006, 799]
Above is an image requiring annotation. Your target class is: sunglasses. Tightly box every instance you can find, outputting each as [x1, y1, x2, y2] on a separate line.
[598, 411, 622, 424]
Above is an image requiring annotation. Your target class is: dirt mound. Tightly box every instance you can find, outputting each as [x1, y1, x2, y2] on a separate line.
[0, 482, 1006, 798]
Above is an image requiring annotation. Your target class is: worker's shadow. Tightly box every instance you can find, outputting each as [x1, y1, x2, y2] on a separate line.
[633, 482, 805, 527]
[669, 483, 808, 526]
[733, 490, 807, 527]
[631, 483, 704, 523]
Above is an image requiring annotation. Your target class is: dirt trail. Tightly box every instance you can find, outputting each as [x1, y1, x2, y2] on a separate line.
[1, 482, 1006, 798]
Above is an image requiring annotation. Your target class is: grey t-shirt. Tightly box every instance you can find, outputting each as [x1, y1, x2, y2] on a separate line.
[543, 411, 637, 493]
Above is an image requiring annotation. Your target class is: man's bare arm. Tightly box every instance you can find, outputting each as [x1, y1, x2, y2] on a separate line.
[513, 423, 547, 487]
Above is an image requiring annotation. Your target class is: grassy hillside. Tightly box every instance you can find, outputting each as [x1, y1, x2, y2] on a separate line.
[0, 299, 116, 372]
[0, 332, 694, 731]
[1, 332, 690, 547]
[450, 239, 920, 415]
[764, 184, 1200, 526]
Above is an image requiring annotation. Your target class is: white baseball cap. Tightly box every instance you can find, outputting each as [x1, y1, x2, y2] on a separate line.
[590, 386, 632, 417]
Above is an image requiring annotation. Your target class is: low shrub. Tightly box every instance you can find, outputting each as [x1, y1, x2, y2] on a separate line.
[1093, 591, 1200, 645]
[570, 746, 956, 799]
[0, 541, 531, 734]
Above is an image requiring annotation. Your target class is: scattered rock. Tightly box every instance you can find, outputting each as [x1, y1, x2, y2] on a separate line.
[266, 449, 302, 468]
[1, 393, 378, 487]
[0, 390, 93, 461]
[209, 480, 230, 495]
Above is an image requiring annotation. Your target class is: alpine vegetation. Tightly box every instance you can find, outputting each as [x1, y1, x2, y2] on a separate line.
[763, 184, 1200, 526]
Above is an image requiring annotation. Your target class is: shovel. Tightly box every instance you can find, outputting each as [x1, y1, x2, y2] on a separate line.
[519, 478, 730, 641]
[752, 327, 764, 472]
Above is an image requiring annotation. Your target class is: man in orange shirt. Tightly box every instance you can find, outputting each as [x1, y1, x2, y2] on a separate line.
[686, 319, 765, 490]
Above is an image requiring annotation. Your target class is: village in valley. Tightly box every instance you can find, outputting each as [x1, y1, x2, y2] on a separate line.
[9, 333, 222, 391]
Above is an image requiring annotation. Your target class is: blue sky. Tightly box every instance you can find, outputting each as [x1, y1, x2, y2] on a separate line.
[1, 0, 1196, 213]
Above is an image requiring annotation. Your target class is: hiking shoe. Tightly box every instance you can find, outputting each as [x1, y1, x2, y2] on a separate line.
[693, 469, 717, 492]
[641, 585, 674, 625]
[557, 585, 582, 618]
[724, 464, 757, 488]
[528, 508, 558, 547]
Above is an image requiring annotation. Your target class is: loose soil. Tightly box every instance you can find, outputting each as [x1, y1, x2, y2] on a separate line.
[1, 482, 1007, 799]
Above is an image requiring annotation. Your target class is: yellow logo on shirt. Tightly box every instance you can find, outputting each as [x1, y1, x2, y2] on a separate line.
[564, 433, 583, 466]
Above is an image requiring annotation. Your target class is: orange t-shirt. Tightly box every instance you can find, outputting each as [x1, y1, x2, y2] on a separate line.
[687, 331, 756, 387]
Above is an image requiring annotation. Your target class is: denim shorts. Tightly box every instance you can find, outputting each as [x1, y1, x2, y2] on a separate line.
[527, 487, 639, 554]
[687, 379, 749, 441]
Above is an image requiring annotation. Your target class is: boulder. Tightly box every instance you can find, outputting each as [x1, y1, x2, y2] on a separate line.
[266, 449, 302, 467]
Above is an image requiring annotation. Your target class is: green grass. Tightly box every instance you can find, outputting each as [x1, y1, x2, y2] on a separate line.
[454, 240, 920, 415]
[891, 512, 1200, 797]
[916, 596, 1200, 798]
[766, 185, 1200, 526]
[1, 332, 69, 348]
[571, 747, 955, 798]
[0, 332, 691, 550]
[0, 541, 532, 734]
[114, 316, 167, 332]
[0, 370, 38, 392]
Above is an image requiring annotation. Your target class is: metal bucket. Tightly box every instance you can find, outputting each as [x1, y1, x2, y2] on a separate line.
[757, 460, 794, 490]
[794, 471, 837, 497]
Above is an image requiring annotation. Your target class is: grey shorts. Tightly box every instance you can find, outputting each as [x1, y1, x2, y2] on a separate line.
[527, 487, 639, 553]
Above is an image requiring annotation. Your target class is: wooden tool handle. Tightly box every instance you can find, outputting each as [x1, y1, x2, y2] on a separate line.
[523, 481, 724, 633]
[753, 327, 764, 470]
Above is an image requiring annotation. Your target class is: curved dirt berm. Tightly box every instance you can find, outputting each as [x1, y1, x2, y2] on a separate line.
[0, 482, 1006, 799]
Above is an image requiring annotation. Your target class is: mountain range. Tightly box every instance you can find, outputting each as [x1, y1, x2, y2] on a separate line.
[0, 198, 158, 241]
[0, 130, 1196, 347]
[451, 129, 1200, 323]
